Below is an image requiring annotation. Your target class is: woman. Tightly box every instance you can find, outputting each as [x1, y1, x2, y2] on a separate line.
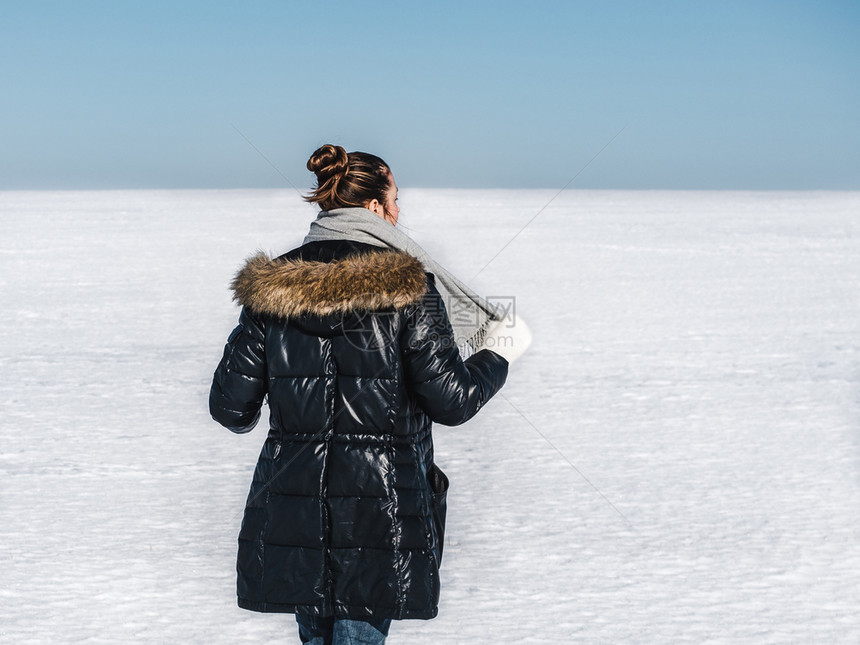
[210, 144, 530, 644]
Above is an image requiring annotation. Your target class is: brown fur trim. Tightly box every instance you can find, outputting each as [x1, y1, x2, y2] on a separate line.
[231, 249, 428, 318]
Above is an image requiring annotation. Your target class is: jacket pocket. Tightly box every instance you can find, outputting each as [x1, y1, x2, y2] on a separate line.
[428, 463, 449, 564]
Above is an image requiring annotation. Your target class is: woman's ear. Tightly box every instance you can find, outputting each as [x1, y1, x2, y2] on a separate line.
[366, 199, 382, 216]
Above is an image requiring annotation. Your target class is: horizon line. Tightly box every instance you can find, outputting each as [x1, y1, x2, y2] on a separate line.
[2, 186, 859, 194]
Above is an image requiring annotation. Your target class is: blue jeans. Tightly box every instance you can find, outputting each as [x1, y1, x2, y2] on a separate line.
[295, 615, 391, 645]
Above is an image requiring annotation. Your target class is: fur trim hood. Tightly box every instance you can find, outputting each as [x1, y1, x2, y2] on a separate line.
[231, 249, 428, 319]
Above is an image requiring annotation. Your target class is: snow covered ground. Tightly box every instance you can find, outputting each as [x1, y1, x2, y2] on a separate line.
[2, 189, 859, 644]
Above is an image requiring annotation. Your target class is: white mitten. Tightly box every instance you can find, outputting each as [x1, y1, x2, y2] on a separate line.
[476, 314, 532, 364]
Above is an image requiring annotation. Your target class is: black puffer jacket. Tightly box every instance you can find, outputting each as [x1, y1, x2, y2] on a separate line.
[209, 240, 508, 620]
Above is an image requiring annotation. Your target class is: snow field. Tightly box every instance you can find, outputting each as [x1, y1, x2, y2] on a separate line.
[1, 189, 859, 644]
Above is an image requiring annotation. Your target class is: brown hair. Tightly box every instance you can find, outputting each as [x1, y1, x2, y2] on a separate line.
[304, 144, 392, 212]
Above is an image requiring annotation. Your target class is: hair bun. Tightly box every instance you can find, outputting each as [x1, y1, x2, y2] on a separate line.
[303, 145, 390, 212]
[307, 144, 348, 181]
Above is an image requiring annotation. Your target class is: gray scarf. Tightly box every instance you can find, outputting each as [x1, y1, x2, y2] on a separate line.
[303, 207, 499, 354]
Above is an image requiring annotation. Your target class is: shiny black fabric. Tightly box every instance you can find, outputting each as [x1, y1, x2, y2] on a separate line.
[210, 240, 508, 620]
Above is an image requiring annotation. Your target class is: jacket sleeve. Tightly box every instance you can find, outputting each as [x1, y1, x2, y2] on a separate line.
[400, 280, 508, 426]
[209, 308, 268, 433]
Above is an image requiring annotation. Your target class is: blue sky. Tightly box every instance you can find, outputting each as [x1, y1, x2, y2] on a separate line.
[1, 1, 857, 189]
